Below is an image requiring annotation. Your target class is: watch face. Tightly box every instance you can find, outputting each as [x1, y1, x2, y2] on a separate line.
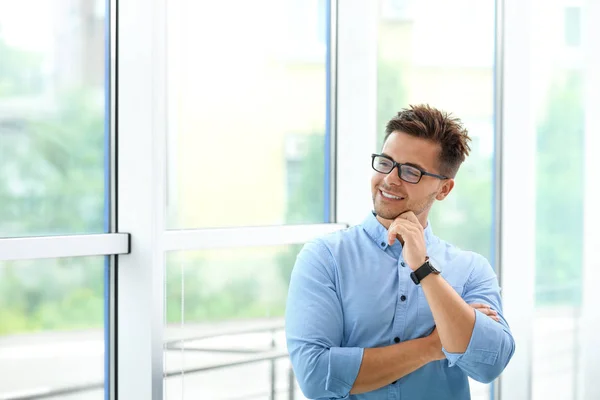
[428, 261, 441, 274]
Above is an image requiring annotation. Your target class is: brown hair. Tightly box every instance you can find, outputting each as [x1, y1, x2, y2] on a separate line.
[384, 104, 471, 178]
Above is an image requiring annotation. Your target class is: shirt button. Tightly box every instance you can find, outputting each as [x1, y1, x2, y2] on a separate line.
[400, 295, 407, 301]
[394, 337, 400, 343]
[400, 261, 406, 267]
[380, 242, 386, 247]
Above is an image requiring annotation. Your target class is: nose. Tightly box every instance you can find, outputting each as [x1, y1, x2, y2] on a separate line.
[383, 166, 403, 186]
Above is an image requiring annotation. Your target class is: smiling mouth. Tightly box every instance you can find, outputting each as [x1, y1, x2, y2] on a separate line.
[380, 189, 405, 200]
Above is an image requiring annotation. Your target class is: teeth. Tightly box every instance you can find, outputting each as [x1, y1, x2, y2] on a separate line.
[381, 191, 402, 200]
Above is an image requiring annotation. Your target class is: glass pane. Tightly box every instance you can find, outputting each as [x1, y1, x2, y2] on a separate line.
[377, 1, 495, 399]
[165, 245, 303, 399]
[166, 0, 329, 229]
[0, 256, 106, 400]
[0, 0, 108, 238]
[531, 2, 589, 399]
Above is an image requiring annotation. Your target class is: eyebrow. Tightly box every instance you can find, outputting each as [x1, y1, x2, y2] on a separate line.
[381, 152, 428, 171]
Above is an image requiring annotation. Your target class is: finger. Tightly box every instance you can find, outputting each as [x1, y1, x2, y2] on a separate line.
[470, 303, 495, 313]
[388, 225, 398, 245]
[399, 211, 419, 224]
[394, 219, 420, 235]
[388, 225, 402, 245]
[475, 307, 498, 317]
[388, 222, 409, 245]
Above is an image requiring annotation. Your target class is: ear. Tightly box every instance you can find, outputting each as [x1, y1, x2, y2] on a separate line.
[436, 179, 455, 201]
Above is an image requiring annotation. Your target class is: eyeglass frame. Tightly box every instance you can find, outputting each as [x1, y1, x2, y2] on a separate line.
[371, 153, 449, 184]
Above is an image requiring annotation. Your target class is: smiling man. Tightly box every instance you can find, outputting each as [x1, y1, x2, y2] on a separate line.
[285, 105, 515, 399]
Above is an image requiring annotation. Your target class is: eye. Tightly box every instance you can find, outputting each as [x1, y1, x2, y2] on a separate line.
[404, 166, 421, 178]
[377, 159, 393, 169]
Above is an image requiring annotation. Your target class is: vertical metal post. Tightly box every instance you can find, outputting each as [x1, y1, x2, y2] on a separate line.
[288, 363, 296, 400]
[270, 330, 276, 400]
[572, 305, 580, 400]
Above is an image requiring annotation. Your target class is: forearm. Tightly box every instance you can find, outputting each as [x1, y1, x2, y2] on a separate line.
[420, 274, 475, 353]
[351, 337, 436, 394]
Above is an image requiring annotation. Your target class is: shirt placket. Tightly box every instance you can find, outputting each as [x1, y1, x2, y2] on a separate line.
[388, 248, 410, 400]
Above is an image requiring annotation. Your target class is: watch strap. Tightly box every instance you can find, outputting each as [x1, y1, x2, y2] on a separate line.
[410, 257, 438, 285]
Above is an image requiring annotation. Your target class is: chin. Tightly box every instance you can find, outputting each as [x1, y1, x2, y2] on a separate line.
[374, 205, 405, 220]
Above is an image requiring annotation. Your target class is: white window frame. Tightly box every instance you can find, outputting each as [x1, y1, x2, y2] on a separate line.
[0, 234, 128, 261]
[579, 0, 600, 398]
[336, 0, 378, 224]
[497, 0, 537, 398]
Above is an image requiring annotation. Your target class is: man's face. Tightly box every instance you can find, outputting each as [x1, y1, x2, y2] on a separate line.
[371, 131, 454, 225]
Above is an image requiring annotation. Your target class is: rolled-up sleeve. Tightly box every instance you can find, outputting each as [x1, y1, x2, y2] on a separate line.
[442, 255, 516, 384]
[285, 240, 364, 399]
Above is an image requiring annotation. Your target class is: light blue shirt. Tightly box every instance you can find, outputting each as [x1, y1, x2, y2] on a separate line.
[285, 212, 515, 400]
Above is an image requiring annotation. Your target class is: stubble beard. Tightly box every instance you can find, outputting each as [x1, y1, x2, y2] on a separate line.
[373, 191, 437, 221]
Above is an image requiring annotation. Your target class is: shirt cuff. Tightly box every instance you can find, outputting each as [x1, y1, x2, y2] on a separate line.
[442, 310, 500, 367]
[325, 346, 364, 396]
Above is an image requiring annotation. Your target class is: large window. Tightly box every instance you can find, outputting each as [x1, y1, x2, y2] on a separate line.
[166, 0, 329, 230]
[0, 257, 106, 400]
[164, 245, 302, 399]
[499, 0, 600, 398]
[0, 1, 110, 399]
[377, 1, 496, 397]
[156, 0, 331, 398]
[531, 1, 587, 398]
[0, 0, 107, 238]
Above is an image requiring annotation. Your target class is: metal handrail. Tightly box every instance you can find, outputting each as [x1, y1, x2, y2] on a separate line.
[164, 349, 289, 378]
[1, 350, 293, 400]
[1, 326, 293, 400]
[164, 320, 285, 347]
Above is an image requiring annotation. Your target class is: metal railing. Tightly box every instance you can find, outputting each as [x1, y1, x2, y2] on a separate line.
[1, 322, 296, 400]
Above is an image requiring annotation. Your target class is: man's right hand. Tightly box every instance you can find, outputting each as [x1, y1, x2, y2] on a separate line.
[469, 303, 500, 322]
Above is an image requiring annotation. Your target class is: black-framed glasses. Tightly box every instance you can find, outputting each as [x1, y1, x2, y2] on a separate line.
[371, 153, 448, 184]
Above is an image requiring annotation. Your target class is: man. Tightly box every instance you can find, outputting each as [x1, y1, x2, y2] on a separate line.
[285, 105, 515, 399]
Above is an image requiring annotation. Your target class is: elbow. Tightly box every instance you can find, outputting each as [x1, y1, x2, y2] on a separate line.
[472, 337, 516, 384]
[295, 365, 343, 400]
[465, 359, 505, 384]
[289, 346, 356, 400]
[288, 348, 330, 400]
[471, 369, 500, 384]
[300, 386, 326, 400]
[295, 371, 324, 400]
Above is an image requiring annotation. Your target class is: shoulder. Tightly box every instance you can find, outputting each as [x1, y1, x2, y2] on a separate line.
[431, 238, 496, 284]
[307, 223, 367, 250]
[296, 225, 366, 273]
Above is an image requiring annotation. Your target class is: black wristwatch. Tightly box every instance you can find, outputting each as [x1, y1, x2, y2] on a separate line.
[410, 257, 441, 285]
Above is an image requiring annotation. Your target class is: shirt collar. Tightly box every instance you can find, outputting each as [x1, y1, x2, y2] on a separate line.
[362, 210, 435, 251]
